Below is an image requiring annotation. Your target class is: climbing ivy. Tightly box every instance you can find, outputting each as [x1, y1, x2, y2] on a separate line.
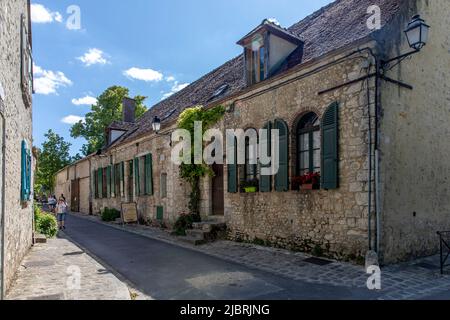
[177, 105, 225, 218]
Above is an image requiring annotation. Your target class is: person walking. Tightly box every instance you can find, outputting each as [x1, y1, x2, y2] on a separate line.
[55, 197, 68, 230]
[48, 195, 57, 213]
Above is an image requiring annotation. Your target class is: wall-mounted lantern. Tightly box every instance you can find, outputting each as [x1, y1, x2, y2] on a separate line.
[404, 15, 430, 51]
[152, 116, 161, 133]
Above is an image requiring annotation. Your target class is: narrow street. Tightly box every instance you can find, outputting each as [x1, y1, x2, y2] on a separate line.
[63, 214, 380, 300]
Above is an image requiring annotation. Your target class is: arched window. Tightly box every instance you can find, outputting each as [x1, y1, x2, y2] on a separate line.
[296, 112, 320, 176]
[244, 135, 258, 181]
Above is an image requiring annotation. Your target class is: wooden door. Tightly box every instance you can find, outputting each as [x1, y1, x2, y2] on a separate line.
[71, 179, 80, 212]
[212, 164, 224, 215]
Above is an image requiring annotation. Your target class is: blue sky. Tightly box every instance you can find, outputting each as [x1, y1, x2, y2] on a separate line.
[31, 0, 333, 156]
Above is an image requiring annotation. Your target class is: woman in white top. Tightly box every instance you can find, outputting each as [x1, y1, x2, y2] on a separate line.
[56, 197, 68, 230]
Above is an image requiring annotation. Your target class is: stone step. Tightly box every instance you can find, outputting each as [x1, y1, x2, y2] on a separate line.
[178, 235, 206, 246]
[192, 221, 227, 232]
[185, 229, 207, 240]
[34, 234, 47, 244]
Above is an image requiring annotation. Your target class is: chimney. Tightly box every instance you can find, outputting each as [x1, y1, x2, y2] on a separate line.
[122, 97, 136, 123]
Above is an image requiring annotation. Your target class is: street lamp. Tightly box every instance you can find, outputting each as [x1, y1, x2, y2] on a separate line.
[404, 15, 430, 51]
[381, 15, 430, 69]
[152, 116, 161, 133]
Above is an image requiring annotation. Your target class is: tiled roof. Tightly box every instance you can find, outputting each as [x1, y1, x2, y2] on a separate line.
[108, 121, 136, 131]
[112, 0, 402, 147]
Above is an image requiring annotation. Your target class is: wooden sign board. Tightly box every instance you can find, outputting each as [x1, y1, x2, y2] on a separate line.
[121, 203, 138, 224]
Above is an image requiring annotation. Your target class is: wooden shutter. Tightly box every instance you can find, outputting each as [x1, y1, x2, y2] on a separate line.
[145, 154, 153, 195]
[26, 149, 31, 200]
[111, 165, 116, 197]
[321, 102, 339, 190]
[274, 119, 289, 191]
[120, 162, 125, 197]
[106, 166, 111, 198]
[98, 168, 103, 199]
[20, 140, 28, 201]
[259, 122, 272, 192]
[134, 158, 140, 196]
[93, 170, 98, 199]
[227, 138, 238, 193]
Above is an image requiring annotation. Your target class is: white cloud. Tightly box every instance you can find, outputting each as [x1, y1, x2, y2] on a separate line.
[78, 49, 109, 66]
[165, 76, 176, 82]
[72, 95, 97, 106]
[161, 81, 190, 100]
[33, 64, 72, 95]
[61, 115, 84, 125]
[31, 4, 62, 24]
[124, 67, 163, 82]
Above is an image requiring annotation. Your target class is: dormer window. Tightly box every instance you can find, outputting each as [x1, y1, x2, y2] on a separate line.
[238, 19, 304, 87]
[248, 34, 266, 84]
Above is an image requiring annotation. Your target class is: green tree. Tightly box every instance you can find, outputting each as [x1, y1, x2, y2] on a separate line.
[35, 130, 73, 193]
[70, 86, 147, 156]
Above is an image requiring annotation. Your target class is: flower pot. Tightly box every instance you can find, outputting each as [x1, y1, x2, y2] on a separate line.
[244, 187, 257, 193]
[300, 184, 319, 190]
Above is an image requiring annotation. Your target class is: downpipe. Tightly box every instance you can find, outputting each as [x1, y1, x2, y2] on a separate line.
[0, 114, 6, 300]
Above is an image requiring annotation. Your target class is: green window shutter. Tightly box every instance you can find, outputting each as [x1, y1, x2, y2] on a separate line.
[20, 140, 27, 201]
[227, 139, 238, 193]
[111, 165, 116, 197]
[120, 162, 125, 197]
[134, 158, 140, 196]
[98, 168, 103, 199]
[93, 170, 98, 199]
[27, 150, 32, 200]
[259, 121, 272, 192]
[156, 206, 164, 221]
[145, 154, 153, 195]
[321, 102, 339, 190]
[106, 166, 111, 198]
[274, 119, 289, 192]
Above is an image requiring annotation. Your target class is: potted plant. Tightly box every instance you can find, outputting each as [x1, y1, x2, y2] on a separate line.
[242, 179, 259, 193]
[293, 172, 320, 190]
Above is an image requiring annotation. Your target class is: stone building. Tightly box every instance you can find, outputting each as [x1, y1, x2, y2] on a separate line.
[55, 155, 93, 214]
[0, 0, 34, 297]
[57, 0, 450, 264]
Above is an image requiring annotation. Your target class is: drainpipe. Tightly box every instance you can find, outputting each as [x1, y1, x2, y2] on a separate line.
[367, 61, 373, 251]
[363, 48, 381, 255]
[0, 114, 6, 300]
[375, 149, 381, 254]
[374, 60, 382, 256]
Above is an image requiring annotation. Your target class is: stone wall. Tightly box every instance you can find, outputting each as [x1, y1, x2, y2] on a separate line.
[379, 0, 450, 263]
[55, 157, 91, 214]
[0, 0, 34, 295]
[216, 47, 377, 261]
[90, 130, 190, 226]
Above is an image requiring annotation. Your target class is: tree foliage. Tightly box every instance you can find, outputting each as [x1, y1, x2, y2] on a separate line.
[70, 86, 147, 156]
[177, 105, 225, 216]
[35, 130, 73, 193]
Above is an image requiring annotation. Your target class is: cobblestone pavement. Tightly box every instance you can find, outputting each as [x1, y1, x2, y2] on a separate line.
[72, 213, 450, 300]
[6, 237, 131, 300]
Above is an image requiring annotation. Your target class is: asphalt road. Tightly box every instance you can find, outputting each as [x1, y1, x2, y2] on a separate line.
[63, 214, 380, 300]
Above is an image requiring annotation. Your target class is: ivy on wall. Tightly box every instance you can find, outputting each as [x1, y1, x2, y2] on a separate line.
[176, 105, 225, 218]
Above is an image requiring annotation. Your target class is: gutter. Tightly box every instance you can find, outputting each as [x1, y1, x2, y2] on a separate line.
[0, 113, 6, 300]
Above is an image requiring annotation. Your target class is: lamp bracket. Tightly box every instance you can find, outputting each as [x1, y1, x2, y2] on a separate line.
[380, 75, 413, 90]
[380, 49, 420, 70]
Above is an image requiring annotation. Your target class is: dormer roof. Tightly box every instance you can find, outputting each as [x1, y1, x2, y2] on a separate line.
[237, 18, 303, 47]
